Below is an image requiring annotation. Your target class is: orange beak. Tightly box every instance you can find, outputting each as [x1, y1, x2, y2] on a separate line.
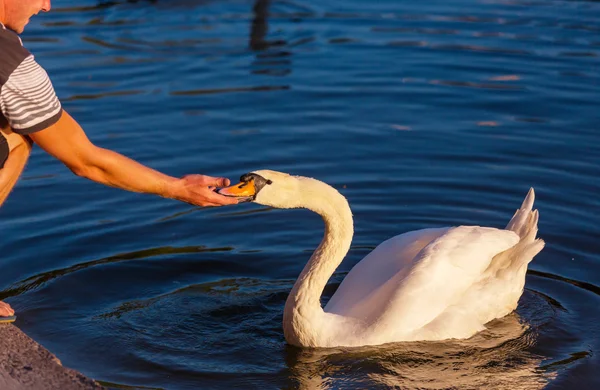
[217, 179, 257, 202]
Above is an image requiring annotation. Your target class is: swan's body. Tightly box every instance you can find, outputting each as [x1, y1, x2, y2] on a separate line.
[220, 171, 545, 348]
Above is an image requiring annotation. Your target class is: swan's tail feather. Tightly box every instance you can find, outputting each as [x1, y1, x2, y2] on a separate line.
[521, 237, 545, 266]
[512, 189, 544, 258]
[513, 210, 545, 265]
[507, 189, 544, 263]
[505, 188, 536, 239]
[489, 189, 544, 277]
[496, 233, 544, 286]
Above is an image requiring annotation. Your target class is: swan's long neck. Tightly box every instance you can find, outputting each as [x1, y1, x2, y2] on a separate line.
[282, 178, 354, 346]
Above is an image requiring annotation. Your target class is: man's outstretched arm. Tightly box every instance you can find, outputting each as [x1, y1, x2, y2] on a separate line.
[28, 110, 238, 207]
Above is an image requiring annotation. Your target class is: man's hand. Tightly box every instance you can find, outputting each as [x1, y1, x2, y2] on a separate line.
[169, 175, 239, 207]
[0, 301, 14, 317]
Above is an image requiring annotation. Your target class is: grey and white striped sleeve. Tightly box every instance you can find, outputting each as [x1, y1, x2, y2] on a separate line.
[0, 55, 62, 135]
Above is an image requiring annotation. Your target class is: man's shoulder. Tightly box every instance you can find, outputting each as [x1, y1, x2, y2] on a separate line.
[0, 25, 31, 86]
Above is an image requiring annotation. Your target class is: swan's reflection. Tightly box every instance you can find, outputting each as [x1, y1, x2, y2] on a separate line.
[249, 0, 292, 77]
[250, 0, 271, 51]
[285, 312, 555, 389]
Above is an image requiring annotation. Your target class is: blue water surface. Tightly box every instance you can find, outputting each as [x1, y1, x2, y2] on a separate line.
[1, 0, 599, 388]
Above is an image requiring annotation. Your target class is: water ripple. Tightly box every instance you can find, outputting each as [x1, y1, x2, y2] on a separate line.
[0, 246, 234, 299]
[170, 85, 290, 96]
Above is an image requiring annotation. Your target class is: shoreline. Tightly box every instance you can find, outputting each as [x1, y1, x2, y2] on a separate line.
[0, 323, 104, 389]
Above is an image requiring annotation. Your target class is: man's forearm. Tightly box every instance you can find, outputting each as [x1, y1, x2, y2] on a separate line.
[29, 111, 179, 198]
[75, 144, 178, 198]
[0, 141, 31, 206]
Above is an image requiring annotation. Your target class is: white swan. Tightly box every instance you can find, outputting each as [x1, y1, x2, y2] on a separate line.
[218, 170, 545, 348]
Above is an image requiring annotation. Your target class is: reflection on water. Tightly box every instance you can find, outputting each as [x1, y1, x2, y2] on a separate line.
[251, 0, 293, 78]
[1, 0, 599, 388]
[250, 0, 271, 51]
[286, 313, 552, 390]
[170, 85, 290, 96]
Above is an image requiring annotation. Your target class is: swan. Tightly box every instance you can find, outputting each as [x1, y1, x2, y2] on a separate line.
[218, 170, 545, 348]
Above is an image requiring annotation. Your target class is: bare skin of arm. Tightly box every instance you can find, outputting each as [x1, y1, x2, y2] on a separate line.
[29, 110, 239, 207]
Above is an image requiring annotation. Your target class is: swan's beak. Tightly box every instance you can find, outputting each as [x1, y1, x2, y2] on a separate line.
[217, 179, 256, 202]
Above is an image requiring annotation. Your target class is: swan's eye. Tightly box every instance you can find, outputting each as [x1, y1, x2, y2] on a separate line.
[266, 180, 273, 185]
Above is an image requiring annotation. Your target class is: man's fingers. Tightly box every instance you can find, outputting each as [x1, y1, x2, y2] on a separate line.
[203, 176, 230, 187]
[214, 177, 230, 187]
[183, 175, 231, 188]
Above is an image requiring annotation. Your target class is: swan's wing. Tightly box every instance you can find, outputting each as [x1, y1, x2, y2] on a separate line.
[325, 227, 451, 315]
[375, 226, 519, 334]
[326, 226, 519, 337]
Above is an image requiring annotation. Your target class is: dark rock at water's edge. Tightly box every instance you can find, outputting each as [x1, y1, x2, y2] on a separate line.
[0, 324, 104, 390]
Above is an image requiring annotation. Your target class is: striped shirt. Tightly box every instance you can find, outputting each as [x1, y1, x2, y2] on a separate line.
[0, 22, 62, 168]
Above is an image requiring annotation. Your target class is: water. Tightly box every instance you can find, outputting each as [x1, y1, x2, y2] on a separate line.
[1, 0, 599, 388]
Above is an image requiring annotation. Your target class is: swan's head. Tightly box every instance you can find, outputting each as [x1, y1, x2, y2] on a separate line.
[217, 170, 307, 209]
